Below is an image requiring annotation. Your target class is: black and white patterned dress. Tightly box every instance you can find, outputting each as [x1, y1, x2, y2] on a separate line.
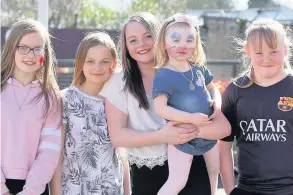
[61, 86, 123, 195]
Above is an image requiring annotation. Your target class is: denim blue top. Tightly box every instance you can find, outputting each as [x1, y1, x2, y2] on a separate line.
[152, 64, 216, 156]
[153, 65, 214, 116]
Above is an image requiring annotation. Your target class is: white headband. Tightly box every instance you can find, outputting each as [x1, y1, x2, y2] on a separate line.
[166, 14, 199, 29]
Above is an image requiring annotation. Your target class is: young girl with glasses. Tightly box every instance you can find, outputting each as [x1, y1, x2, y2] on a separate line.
[1, 19, 62, 195]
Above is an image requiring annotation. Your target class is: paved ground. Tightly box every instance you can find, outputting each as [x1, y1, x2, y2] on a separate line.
[216, 188, 226, 195]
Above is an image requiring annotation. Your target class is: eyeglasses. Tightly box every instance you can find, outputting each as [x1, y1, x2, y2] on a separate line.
[16, 45, 45, 56]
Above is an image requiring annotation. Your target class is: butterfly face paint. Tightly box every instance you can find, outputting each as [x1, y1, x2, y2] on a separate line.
[170, 32, 181, 39]
[165, 23, 197, 62]
[187, 34, 195, 40]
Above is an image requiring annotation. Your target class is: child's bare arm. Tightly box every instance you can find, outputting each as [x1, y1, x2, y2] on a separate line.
[49, 125, 65, 195]
[117, 148, 131, 195]
[219, 140, 235, 194]
[207, 82, 222, 107]
[207, 82, 222, 119]
[154, 94, 210, 126]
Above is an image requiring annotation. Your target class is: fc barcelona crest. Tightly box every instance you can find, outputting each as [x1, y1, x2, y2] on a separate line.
[278, 97, 293, 112]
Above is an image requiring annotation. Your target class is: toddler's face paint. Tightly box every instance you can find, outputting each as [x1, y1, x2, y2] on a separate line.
[170, 32, 181, 39]
[187, 34, 195, 40]
[165, 24, 198, 62]
[165, 44, 177, 57]
[165, 43, 176, 50]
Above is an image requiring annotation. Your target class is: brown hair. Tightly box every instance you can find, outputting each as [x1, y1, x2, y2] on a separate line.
[233, 19, 293, 88]
[1, 19, 60, 117]
[120, 12, 161, 109]
[72, 31, 118, 86]
[154, 13, 206, 69]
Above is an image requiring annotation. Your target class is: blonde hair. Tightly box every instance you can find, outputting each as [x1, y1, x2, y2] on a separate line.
[233, 19, 293, 88]
[120, 12, 161, 109]
[72, 31, 118, 86]
[1, 19, 60, 117]
[154, 13, 206, 69]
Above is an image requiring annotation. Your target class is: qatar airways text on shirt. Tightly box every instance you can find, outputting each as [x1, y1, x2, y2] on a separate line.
[239, 119, 287, 142]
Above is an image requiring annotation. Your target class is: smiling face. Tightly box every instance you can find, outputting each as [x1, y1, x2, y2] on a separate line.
[164, 23, 197, 64]
[82, 45, 116, 85]
[246, 33, 287, 82]
[125, 21, 155, 66]
[14, 32, 45, 76]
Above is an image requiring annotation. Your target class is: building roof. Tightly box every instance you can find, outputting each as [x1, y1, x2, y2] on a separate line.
[187, 7, 293, 24]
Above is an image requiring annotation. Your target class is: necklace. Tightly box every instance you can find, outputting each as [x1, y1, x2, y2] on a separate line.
[169, 63, 196, 90]
[13, 85, 32, 111]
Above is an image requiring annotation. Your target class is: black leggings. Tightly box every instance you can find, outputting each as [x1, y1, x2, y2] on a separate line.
[230, 187, 275, 195]
[5, 179, 49, 195]
[130, 155, 211, 195]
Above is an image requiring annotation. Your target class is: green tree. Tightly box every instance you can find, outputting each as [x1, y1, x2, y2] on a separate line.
[77, 0, 120, 29]
[186, 0, 233, 9]
[1, 0, 83, 28]
[126, 0, 187, 20]
[157, 0, 187, 19]
[1, 0, 37, 26]
[48, 0, 83, 28]
[128, 0, 159, 13]
[1, 0, 239, 29]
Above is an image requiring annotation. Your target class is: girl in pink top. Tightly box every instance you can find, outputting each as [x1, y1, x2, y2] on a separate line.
[1, 19, 61, 195]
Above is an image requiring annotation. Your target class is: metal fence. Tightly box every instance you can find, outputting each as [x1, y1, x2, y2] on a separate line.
[56, 59, 239, 89]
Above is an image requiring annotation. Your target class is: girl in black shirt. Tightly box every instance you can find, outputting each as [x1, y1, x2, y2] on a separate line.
[220, 19, 293, 195]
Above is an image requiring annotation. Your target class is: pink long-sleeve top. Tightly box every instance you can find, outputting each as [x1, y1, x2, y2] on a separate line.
[1, 78, 61, 195]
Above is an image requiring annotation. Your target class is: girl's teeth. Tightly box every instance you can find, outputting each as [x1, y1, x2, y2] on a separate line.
[139, 50, 148, 54]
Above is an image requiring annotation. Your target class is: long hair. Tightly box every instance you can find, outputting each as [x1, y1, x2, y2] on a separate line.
[1, 19, 60, 117]
[233, 19, 293, 88]
[154, 13, 206, 69]
[120, 12, 161, 109]
[72, 32, 118, 86]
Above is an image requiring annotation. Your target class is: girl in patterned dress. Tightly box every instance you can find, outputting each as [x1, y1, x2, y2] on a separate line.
[50, 32, 127, 195]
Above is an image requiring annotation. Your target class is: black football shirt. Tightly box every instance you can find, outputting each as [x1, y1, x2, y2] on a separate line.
[222, 75, 293, 195]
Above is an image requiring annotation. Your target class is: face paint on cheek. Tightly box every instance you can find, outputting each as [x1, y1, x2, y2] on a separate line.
[165, 44, 176, 50]
[39, 56, 44, 66]
[165, 44, 177, 56]
[188, 47, 196, 53]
